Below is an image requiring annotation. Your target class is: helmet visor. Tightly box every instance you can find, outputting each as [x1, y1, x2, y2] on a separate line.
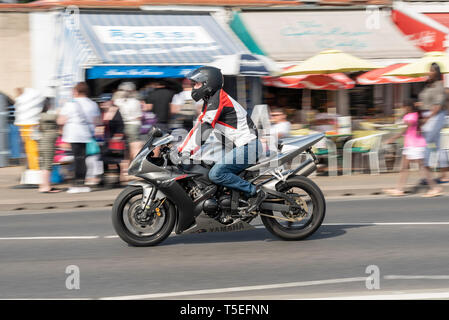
[186, 68, 208, 84]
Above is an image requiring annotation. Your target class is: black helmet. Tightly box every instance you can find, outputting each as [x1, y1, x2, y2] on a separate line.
[187, 66, 223, 101]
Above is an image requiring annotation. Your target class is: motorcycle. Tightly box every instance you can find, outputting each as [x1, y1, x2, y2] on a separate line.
[112, 127, 326, 246]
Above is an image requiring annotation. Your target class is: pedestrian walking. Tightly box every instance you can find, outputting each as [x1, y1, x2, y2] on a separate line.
[113, 82, 142, 161]
[170, 78, 203, 131]
[139, 90, 158, 140]
[57, 82, 101, 193]
[259, 106, 292, 155]
[1, 91, 23, 164]
[97, 93, 125, 187]
[269, 106, 292, 139]
[144, 80, 177, 133]
[38, 97, 62, 193]
[418, 63, 449, 190]
[383, 99, 442, 197]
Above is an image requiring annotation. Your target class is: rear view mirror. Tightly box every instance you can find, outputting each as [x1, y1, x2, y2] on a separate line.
[152, 127, 163, 138]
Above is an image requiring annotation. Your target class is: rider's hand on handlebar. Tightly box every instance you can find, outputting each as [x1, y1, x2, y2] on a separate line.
[169, 148, 190, 165]
[178, 151, 191, 164]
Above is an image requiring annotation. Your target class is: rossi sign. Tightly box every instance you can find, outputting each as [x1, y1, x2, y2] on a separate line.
[93, 26, 215, 45]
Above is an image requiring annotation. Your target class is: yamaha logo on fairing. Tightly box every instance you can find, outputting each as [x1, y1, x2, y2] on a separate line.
[208, 222, 246, 233]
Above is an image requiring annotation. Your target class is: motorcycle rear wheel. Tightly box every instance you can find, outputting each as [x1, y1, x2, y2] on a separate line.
[112, 186, 176, 247]
[260, 176, 326, 241]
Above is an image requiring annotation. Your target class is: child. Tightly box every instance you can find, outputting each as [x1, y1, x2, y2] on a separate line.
[384, 99, 443, 197]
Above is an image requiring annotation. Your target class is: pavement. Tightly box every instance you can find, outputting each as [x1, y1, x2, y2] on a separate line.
[0, 165, 448, 212]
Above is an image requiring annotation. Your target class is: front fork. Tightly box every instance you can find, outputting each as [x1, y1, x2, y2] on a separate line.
[129, 181, 163, 214]
[142, 185, 156, 210]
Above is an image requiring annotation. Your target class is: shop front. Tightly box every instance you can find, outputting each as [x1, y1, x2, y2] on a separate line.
[230, 8, 424, 122]
[54, 9, 249, 104]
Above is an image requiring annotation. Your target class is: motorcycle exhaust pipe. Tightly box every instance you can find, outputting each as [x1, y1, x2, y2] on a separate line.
[260, 202, 291, 212]
[295, 160, 316, 177]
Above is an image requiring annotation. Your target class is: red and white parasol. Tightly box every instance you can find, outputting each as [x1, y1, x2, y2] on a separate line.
[357, 63, 428, 85]
[263, 67, 355, 90]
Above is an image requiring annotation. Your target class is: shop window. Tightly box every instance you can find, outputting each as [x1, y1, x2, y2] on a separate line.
[349, 85, 374, 117]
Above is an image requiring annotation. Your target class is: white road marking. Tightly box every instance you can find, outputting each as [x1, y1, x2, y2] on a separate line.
[0, 236, 100, 241]
[385, 275, 449, 280]
[305, 291, 449, 300]
[0, 207, 109, 217]
[3, 298, 94, 301]
[256, 222, 449, 228]
[99, 277, 367, 300]
[323, 222, 449, 226]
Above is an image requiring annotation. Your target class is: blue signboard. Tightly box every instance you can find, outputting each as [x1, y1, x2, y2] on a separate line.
[86, 65, 202, 79]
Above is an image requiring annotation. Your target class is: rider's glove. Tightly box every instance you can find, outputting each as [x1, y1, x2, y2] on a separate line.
[178, 151, 191, 164]
[170, 149, 190, 165]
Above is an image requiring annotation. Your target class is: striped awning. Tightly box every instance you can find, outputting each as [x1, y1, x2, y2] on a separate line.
[54, 10, 99, 107]
[263, 67, 355, 90]
[357, 63, 428, 85]
[79, 12, 248, 67]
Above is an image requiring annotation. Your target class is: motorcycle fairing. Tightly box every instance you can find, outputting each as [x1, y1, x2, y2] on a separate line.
[132, 173, 199, 234]
[182, 214, 255, 235]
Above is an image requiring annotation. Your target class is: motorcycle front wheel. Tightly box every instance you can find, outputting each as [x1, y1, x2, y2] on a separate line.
[112, 186, 176, 247]
[260, 176, 326, 241]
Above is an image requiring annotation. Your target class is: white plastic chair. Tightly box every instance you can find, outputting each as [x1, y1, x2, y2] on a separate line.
[317, 138, 338, 176]
[378, 132, 404, 173]
[342, 133, 386, 175]
[283, 133, 338, 176]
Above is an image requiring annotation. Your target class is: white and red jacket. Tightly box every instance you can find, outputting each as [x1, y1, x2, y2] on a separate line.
[178, 89, 258, 155]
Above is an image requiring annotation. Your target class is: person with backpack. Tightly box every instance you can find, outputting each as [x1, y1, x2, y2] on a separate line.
[97, 93, 125, 187]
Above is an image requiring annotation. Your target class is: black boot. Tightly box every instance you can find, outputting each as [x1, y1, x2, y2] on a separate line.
[246, 186, 267, 214]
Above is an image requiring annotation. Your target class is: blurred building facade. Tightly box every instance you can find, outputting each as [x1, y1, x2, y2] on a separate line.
[0, 11, 32, 97]
[2, 0, 449, 122]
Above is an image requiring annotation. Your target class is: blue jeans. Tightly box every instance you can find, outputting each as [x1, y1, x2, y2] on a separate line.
[208, 139, 263, 197]
[423, 110, 448, 168]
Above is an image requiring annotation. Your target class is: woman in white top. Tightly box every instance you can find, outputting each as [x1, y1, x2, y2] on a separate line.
[113, 82, 143, 161]
[57, 82, 101, 193]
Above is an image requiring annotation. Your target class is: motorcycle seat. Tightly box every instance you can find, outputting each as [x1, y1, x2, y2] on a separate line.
[179, 163, 211, 181]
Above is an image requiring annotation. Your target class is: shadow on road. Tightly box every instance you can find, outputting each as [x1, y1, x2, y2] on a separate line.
[308, 224, 369, 241]
[162, 228, 274, 246]
[147, 224, 369, 247]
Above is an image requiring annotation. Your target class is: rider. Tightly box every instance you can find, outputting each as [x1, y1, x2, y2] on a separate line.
[176, 66, 266, 213]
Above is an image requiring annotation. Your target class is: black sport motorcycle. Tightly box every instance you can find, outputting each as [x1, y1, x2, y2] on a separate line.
[112, 127, 326, 246]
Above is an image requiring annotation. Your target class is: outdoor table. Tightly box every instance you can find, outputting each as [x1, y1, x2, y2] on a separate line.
[324, 132, 353, 149]
[370, 123, 406, 131]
